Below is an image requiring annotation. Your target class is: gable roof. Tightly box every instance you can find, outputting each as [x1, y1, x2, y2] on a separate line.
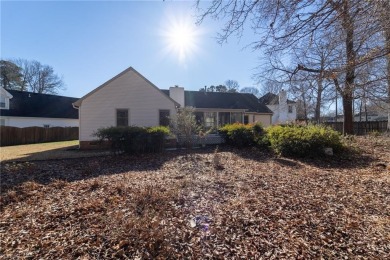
[161, 90, 272, 114]
[0, 89, 78, 119]
[72, 67, 179, 107]
[259, 92, 296, 105]
[0, 87, 13, 99]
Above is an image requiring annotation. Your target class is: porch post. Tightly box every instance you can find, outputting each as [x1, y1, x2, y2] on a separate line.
[216, 112, 219, 128]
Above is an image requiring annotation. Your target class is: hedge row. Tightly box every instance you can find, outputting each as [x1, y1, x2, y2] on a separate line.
[219, 123, 343, 157]
[93, 126, 170, 154]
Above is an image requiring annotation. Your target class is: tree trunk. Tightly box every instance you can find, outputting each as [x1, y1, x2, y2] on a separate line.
[386, 23, 390, 132]
[315, 77, 323, 123]
[342, 92, 354, 135]
[342, 0, 355, 135]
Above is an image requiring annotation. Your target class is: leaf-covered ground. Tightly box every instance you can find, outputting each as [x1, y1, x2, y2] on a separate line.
[1, 136, 389, 259]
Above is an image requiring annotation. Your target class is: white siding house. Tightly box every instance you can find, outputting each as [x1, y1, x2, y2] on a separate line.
[259, 90, 297, 124]
[73, 67, 179, 149]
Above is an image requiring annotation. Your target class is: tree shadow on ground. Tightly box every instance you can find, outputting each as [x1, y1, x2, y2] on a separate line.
[0, 143, 380, 196]
[222, 145, 378, 170]
[0, 147, 216, 194]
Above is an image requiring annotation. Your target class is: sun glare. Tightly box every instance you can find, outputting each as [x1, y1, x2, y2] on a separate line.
[161, 15, 202, 65]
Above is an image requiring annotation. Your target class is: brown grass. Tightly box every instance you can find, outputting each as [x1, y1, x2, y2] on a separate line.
[0, 136, 389, 258]
[0, 140, 108, 162]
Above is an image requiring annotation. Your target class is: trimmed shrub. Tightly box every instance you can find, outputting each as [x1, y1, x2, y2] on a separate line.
[219, 123, 266, 148]
[93, 126, 170, 154]
[266, 124, 343, 157]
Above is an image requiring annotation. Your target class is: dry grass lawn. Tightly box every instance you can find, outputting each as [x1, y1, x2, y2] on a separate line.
[0, 136, 389, 259]
[0, 140, 108, 162]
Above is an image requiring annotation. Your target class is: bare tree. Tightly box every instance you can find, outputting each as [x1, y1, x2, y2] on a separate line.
[169, 107, 198, 149]
[225, 80, 240, 93]
[197, 0, 389, 134]
[13, 59, 65, 94]
[240, 86, 260, 97]
[259, 80, 284, 96]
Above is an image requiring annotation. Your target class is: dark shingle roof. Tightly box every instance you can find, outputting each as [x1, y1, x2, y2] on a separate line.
[259, 92, 296, 105]
[0, 90, 79, 119]
[161, 90, 272, 113]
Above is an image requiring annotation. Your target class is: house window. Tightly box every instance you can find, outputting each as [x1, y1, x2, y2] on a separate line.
[195, 112, 204, 125]
[116, 109, 129, 127]
[288, 105, 293, 113]
[244, 115, 249, 124]
[43, 124, 50, 128]
[204, 112, 217, 129]
[159, 109, 170, 126]
[0, 96, 6, 109]
[231, 112, 243, 123]
[218, 112, 230, 127]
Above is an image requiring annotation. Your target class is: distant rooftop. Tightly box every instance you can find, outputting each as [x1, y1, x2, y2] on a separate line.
[258, 92, 296, 105]
[1, 89, 79, 119]
[161, 90, 272, 114]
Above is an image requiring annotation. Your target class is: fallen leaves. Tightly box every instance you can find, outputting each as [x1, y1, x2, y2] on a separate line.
[0, 136, 389, 258]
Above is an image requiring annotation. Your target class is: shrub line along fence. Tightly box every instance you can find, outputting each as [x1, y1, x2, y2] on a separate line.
[0, 126, 79, 146]
[324, 121, 388, 135]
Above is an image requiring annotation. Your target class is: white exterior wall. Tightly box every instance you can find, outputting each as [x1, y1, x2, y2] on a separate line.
[78, 69, 177, 141]
[267, 104, 297, 124]
[169, 86, 185, 107]
[0, 116, 78, 127]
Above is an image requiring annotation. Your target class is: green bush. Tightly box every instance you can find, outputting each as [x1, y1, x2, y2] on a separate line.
[219, 123, 266, 148]
[266, 124, 343, 157]
[93, 126, 170, 154]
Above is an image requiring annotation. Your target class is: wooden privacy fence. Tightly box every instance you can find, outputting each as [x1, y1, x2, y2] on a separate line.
[0, 126, 79, 146]
[324, 121, 388, 135]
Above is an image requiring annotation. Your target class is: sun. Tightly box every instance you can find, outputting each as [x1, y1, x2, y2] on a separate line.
[161, 16, 202, 65]
[168, 24, 194, 51]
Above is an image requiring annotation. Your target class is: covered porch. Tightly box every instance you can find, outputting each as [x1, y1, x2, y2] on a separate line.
[193, 108, 271, 131]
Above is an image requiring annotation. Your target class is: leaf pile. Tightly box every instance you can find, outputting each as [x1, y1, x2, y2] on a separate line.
[1, 136, 389, 258]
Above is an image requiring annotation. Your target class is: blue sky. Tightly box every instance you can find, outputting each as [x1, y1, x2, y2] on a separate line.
[1, 1, 263, 98]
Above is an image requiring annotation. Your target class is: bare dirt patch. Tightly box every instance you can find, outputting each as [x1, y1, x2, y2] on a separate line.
[0, 136, 389, 258]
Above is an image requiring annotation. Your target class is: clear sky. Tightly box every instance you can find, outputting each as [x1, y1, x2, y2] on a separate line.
[1, 0, 263, 98]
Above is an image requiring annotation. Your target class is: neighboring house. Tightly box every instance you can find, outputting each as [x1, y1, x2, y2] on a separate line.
[73, 67, 273, 149]
[0, 88, 78, 127]
[161, 88, 273, 129]
[354, 111, 388, 122]
[321, 115, 344, 123]
[259, 90, 297, 124]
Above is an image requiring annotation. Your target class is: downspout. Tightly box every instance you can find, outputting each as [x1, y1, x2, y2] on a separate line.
[72, 103, 81, 149]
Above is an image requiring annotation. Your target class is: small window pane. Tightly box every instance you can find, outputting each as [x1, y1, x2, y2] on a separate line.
[204, 112, 217, 129]
[288, 105, 293, 113]
[244, 115, 249, 124]
[0, 96, 5, 108]
[195, 112, 204, 125]
[231, 112, 243, 123]
[219, 112, 230, 127]
[159, 110, 170, 126]
[117, 109, 128, 126]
